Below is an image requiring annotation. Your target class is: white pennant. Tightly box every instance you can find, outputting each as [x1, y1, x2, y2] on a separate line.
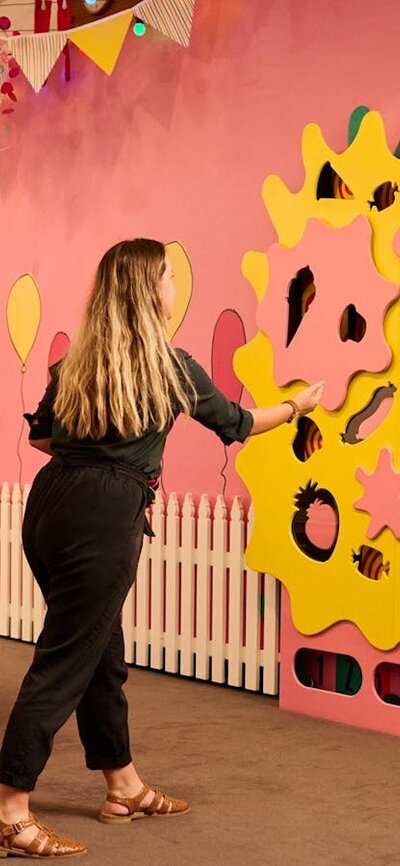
[133, 0, 195, 47]
[9, 31, 66, 92]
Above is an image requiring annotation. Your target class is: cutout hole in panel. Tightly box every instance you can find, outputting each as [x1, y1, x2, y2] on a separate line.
[341, 383, 397, 444]
[339, 304, 366, 343]
[291, 481, 339, 561]
[352, 545, 390, 580]
[375, 663, 400, 704]
[295, 649, 362, 695]
[286, 266, 316, 346]
[369, 181, 398, 212]
[316, 162, 354, 200]
[292, 417, 323, 462]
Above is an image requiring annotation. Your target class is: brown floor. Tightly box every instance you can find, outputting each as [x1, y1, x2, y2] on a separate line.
[0, 637, 400, 866]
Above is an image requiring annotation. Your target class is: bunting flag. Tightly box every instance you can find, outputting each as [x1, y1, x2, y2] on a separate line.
[6, 0, 196, 92]
[133, 0, 195, 47]
[68, 9, 133, 75]
[9, 30, 66, 91]
[0, 0, 35, 35]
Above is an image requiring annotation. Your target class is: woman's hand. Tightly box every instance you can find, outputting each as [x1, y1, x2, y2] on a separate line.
[249, 380, 324, 436]
[294, 381, 324, 415]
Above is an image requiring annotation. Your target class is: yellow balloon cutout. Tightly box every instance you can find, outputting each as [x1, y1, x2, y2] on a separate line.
[165, 241, 193, 340]
[7, 274, 41, 370]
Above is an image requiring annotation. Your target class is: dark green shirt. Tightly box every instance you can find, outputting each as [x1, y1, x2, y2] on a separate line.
[25, 349, 254, 478]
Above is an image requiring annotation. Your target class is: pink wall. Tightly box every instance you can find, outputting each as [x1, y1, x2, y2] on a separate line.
[1, 0, 400, 501]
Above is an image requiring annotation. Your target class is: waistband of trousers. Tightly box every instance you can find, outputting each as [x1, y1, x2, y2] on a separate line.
[50, 454, 157, 537]
[51, 453, 152, 492]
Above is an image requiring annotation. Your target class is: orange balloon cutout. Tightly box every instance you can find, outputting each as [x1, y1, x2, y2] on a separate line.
[165, 241, 193, 340]
[7, 274, 41, 372]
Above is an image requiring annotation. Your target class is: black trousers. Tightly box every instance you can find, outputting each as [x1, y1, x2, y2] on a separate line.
[0, 455, 148, 792]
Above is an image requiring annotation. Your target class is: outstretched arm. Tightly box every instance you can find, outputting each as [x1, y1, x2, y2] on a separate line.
[248, 381, 324, 435]
[176, 349, 324, 442]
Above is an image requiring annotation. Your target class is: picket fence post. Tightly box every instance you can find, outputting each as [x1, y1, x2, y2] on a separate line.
[149, 491, 165, 670]
[0, 483, 11, 637]
[211, 495, 227, 684]
[196, 494, 211, 680]
[164, 492, 180, 673]
[180, 493, 195, 676]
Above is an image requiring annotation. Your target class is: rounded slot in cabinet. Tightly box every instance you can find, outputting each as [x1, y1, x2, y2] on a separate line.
[374, 663, 400, 705]
[295, 649, 362, 695]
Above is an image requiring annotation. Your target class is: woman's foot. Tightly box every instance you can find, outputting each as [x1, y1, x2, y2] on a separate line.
[99, 783, 190, 823]
[0, 812, 87, 857]
[100, 762, 190, 821]
[102, 764, 152, 816]
[101, 781, 159, 816]
[0, 786, 39, 853]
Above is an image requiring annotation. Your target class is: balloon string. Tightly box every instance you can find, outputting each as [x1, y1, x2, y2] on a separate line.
[17, 368, 26, 486]
[220, 444, 228, 497]
[159, 457, 167, 499]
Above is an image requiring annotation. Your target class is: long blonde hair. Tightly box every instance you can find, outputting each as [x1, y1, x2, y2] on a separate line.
[54, 239, 196, 439]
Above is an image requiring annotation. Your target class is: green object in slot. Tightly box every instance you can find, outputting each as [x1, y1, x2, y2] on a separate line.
[335, 654, 362, 695]
[383, 693, 400, 705]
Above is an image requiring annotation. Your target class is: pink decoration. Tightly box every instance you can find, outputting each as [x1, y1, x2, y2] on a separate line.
[280, 588, 400, 736]
[257, 218, 398, 410]
[211, 309, 246, 402]
[357, 396, 393, 440]
[47, 331, 70, 382]
[354, 448, 400, 539]
[305, 499, 338, 549]
[0, 17, 10, 30]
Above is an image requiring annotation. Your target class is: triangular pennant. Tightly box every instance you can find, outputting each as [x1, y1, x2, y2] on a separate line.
[8, 32, 66, 92]
[133, 0, 195, 47]
[68, 10, 133, 75]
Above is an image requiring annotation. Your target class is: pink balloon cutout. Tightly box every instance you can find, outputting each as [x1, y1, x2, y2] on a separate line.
[47, 332, 70, 382]
[211, 309, 246, 402]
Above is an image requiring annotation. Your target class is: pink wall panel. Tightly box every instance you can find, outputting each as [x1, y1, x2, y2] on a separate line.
[280, 588, 400, 736]
[3, 0, 400, 502]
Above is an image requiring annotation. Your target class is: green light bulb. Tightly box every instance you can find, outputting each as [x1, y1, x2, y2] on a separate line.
[133, 21, 146, 36]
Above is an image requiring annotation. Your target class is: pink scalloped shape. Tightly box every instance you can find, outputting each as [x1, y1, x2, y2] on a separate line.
[257, 218, 398, 410]
[354, 448, 400, 540]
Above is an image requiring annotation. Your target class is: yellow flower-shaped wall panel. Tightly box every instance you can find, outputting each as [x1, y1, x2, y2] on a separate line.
[236, 112, 400, 650]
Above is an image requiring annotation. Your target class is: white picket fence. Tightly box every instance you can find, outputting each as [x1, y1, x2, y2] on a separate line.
[0, 483, 279, 694]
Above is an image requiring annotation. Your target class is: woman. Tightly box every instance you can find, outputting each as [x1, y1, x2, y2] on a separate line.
[0, 239, 323, 858]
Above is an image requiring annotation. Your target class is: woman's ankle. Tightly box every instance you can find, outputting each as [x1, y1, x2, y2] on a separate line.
[102, 763, 143, 795]
[0, 783, 30, 821]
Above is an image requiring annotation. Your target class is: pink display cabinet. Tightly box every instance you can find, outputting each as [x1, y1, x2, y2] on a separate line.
[280, 586, 400, 735]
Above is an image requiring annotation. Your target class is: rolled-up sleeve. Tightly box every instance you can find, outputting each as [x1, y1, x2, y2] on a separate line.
[23, 364, 59, 441]
[176, 349, 253, 445]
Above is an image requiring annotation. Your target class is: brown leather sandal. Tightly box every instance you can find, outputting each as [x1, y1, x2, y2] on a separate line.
[98, 784, 190, 824]
[0, 813, 87, 858]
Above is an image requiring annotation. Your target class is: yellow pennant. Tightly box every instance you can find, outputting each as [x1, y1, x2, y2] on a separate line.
[68, 10, 133, 75]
